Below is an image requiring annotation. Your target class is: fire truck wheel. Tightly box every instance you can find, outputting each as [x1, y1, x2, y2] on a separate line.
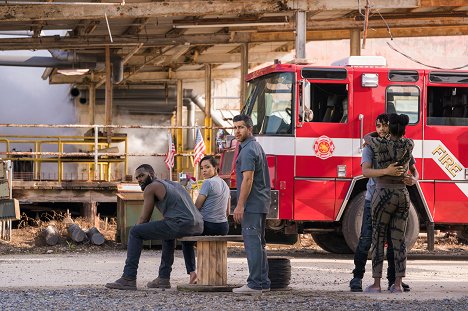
[342, 191, 420, 253]
[311, 232, 353, 254]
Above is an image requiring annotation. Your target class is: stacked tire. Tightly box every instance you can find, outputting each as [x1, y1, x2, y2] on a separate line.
[268, 257, 291, 289]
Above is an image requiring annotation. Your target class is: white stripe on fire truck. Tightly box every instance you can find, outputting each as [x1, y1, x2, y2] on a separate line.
[256, 136, 467, 197]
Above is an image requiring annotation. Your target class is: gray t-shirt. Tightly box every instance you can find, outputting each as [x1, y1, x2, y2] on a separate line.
[361, 146, 416, 201]
[199, 176, 229, 223]
[235, 136, 271, 214]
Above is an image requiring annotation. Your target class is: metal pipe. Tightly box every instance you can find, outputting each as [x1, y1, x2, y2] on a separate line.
[105, 46, 113, 138]
[204, 63, 212, 154]
[240, 43, 248, 107]
[94, 125, 99, 180]
[183, 90, 228, 128]
[0, 123, 224, 129]
[124, 136, 128, 179]
[359, 114, 364, 153]
[58, 137, 62, 182]
[350, 29, 361, 56]
[176, 80, 183, 172]
[88, 83, 96, 125]
[186, 100, 195, 150]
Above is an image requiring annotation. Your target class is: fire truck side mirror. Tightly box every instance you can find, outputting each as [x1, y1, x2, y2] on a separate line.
[301, 80, 311, 125]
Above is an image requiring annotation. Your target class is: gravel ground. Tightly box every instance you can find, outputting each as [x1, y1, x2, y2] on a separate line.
[1, 249, 467, 311]
[0, 287, 467, 311]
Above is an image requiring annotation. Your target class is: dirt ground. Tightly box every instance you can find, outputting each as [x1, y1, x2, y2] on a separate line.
[1, 218, 467, 257]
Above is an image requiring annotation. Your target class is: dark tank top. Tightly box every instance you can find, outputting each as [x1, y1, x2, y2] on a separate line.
[155, 179, 203, 235]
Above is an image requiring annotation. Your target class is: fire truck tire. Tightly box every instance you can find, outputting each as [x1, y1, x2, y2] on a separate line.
[311, 232, 353, 254]
[342, 191, 420, 253]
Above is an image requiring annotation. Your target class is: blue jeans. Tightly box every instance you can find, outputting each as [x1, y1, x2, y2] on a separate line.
[123, 220, 179, 279]
[181, 221, 229, 273]
[242, 212, 270, 290]
[352, 200, 396, 283]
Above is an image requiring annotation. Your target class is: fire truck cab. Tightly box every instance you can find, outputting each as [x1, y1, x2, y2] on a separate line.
[223, 56, 468, 253]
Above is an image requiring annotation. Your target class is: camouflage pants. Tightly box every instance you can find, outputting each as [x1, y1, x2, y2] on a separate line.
[371, 185, 410, 278]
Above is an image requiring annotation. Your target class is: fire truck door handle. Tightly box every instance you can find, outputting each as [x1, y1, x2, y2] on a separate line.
[359, 114, 364, 153]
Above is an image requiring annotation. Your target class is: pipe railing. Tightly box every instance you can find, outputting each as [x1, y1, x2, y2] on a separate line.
[0, 123, 233, 182]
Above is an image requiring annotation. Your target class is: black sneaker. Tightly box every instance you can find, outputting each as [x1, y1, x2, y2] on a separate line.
[350, 277, 363, 292]
[388, 282, 410, 292]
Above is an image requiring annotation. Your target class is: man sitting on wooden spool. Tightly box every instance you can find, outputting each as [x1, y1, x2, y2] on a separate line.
[105, 164, 203, 290]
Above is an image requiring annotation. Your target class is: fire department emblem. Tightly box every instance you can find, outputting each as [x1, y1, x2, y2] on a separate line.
[314, 135, 335, 159]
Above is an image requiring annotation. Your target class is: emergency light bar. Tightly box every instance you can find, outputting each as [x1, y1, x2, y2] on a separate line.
[331, 56, 387, 67]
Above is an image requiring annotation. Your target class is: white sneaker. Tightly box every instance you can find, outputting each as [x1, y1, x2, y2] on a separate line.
[262, 288, 271, 292]
[232, 284, 262, 295]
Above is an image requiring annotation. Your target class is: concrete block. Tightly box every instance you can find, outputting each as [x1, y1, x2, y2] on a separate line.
[0, 162, 6, 179]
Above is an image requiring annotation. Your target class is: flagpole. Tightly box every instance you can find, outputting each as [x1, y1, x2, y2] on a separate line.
[168, 131, 172, 181]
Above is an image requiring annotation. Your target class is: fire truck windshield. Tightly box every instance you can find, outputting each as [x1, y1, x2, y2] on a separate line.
[244, 72, 294, 135]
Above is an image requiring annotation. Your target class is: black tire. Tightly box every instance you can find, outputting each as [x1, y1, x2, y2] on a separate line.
[311, 231, 353, 254]
[342, 191, 420, 253]
[268, 257, 291, 289]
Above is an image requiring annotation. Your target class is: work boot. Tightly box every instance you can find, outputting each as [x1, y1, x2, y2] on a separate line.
[105, 276, 137, 290]
[349, 277, 363, 292]
[147, 277, 171, 289]
[388, 282, 410, 292]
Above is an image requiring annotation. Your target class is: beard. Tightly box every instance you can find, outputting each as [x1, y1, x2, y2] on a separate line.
[139, 175, 153, 191]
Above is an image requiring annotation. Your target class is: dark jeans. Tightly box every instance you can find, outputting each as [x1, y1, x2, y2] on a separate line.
[352, 200, 397, 283]
[181, 221, 229, 274]
[242, 212, 270, 290]
[123, 220, 179, 279]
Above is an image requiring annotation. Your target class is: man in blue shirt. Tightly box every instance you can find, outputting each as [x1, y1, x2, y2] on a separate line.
[350, 114, 419, 292]
[232, 114, 271, 295]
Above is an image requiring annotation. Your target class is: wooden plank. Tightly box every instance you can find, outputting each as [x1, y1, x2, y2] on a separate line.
[208, 241, 217, 285]
[178, 235, 243, 242]
[197, 241, 210, 285]
[217, 241, 228, 285]
[420, 0, 467, 7]
[0, 1, 421, 22]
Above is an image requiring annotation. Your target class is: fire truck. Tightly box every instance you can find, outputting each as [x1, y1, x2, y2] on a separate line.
[221, 56, 468, 253]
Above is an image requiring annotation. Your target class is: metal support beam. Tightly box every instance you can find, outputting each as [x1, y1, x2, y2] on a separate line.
[350, 29, 361, 56]
[88, 82, 96, 125]
[295, 11, 307, 60]
[240, 43, 248, 109]
[104, 46, 113, 139]
[204, 64, 212, 155]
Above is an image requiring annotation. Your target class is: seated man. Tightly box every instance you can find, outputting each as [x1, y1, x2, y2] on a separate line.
[106, 164, 203, 290]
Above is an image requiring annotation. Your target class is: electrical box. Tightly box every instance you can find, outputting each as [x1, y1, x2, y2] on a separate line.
[0, 199, 20, 220]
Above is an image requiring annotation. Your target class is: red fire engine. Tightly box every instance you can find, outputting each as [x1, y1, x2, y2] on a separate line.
[221, 56, 468, 253]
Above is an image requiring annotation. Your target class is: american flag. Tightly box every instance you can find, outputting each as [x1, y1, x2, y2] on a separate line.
[193, 128, 206, 166]
[164, 134, 176, 169]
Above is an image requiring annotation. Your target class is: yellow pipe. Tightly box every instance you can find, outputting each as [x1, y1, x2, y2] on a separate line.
[58, 138, 62, 182]
[204, 116, 212, 155]
[124, 136, 128, 179]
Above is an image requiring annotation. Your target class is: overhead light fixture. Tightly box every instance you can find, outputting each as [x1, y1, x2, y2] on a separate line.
[173, 17, 289, 29]
[57, 69, 90, 76]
